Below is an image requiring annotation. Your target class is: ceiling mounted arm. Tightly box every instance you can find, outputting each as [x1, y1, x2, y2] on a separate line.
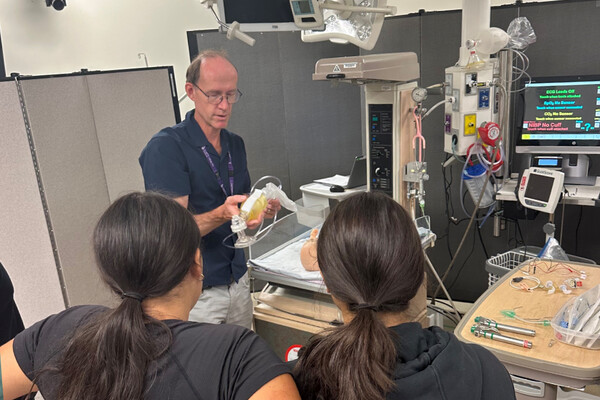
[201, 0, 256, 46]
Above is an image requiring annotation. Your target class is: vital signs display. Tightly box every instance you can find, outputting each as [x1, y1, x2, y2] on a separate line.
[516, 76, 600, 154]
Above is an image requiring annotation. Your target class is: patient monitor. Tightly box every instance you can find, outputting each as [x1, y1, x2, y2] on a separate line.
[517, 167, 564, 214]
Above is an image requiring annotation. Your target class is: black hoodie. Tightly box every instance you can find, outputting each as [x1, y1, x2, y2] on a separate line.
[387, 322, 516, 399]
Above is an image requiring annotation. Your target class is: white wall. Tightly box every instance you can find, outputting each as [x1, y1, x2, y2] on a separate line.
[1, 0, 559, 115]
[0, 0, 219, 113]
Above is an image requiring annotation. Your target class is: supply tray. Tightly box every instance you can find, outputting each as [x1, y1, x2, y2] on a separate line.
[485, 246, 595, 286]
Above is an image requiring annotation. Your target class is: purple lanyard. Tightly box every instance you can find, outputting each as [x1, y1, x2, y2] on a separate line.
[201, 146, 234, 197]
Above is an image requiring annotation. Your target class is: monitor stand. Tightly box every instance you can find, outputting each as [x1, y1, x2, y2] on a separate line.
[562, 154, 596, 186]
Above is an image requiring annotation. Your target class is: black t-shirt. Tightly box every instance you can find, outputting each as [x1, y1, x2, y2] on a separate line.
[13, 305, 290, 399]
[0, 261, 25, 345]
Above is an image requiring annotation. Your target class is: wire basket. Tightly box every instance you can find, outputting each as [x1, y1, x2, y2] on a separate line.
[485, 248, 538, 286]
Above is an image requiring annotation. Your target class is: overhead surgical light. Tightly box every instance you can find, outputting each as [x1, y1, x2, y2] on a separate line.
[289, 0, 396, 50]
[45, 0, 66, 11]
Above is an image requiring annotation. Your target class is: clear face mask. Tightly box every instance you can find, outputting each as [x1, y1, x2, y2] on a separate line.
[224, 176, 297, 248]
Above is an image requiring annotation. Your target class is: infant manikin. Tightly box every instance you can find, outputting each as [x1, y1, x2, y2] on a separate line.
[300, 228, 320, 271]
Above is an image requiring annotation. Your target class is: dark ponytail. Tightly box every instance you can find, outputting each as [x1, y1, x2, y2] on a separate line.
[294, 310, 396, 400]
[294, 192, 425, 400]
[48, 192, 201, 400]
[54, 300, 166, 399]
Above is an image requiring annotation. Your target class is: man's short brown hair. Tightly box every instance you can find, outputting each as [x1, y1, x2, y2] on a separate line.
[186, 49, 236, 85]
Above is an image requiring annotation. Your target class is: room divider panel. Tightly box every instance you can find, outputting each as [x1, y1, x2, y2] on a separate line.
[0, 67, 179, 325]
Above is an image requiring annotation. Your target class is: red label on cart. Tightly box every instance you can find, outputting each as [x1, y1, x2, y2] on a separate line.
[285, 345, 302, 362]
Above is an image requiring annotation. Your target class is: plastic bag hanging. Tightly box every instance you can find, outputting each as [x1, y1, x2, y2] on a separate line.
[507, 17, 537, 50]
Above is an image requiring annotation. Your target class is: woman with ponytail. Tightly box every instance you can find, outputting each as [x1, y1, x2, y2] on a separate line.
[0, 192, 300, 400]
[293, 192, 515, 400]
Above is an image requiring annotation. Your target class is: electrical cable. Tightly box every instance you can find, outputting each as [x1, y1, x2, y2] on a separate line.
[506, 219, 520, 249]
[427, 298, 459, 312]
[504, 48, 530, 89]
[515, 219, 526, 248]
[476, 222, 490, 259]
[442, 161, 455, 260]
[508, 218, 526, 248]
[427, 304, 460, 326]
[524, 208, 530, 256]
[510, 50, 527, 82]
[509, 275, 541, 291]
[575, 206, 583, 254]
[432, 145, 498, 302]
[445, 225, 477, 292]
[559, 185, 566, 245]
[497, 48, 531, 95]
[424, 252, 461, 322]
[478, 202, 496, 228]
[506, 221, 516, 248]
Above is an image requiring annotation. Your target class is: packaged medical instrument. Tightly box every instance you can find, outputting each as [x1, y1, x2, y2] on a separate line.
[551, 284, 600, 349]
[537, 237, 569, 261]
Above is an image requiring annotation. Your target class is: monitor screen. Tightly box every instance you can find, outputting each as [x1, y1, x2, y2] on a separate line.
[217, 0, 299, 32]
[515, 75, 600, 154]
[524, 173, 554, 202]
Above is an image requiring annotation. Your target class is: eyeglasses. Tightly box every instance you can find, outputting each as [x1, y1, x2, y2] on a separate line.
[192, 83, 242, 104]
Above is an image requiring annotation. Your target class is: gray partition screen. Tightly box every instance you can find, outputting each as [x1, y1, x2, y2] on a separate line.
[0, 81, 65, 327]
[21, 75, 111, 307]
[86, 69, 180, 201]
[0, 67, 179, 322]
